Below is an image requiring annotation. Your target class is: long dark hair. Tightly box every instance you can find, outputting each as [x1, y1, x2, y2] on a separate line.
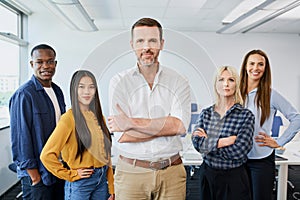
[240, 49, 272, 126]
[70, 70, 112, 160]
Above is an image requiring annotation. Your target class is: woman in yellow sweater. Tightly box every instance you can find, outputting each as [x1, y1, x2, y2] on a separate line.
[41, 70, 114, 200]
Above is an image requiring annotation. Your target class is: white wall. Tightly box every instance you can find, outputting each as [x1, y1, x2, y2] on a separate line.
[0, 127, 18, 195]
[26, 4, 300, 114]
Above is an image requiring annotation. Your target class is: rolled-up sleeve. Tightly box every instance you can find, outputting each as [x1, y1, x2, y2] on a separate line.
[10, 91, 38, 170]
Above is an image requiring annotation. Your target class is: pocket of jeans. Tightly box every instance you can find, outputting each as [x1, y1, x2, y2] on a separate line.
[31, 180, 43, 187]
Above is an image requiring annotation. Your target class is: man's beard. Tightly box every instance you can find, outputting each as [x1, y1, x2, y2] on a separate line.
[138, 50, 156, 67]
[138, 57, 155, 67]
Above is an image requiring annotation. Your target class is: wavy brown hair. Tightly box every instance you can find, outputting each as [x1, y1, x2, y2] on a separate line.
[70, 70, 112, 161]
[240, 49, 272, 126]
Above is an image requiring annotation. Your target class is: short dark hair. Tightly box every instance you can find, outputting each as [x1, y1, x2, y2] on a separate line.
[30, 44, 56, 57]
[131, 17, 163, 40]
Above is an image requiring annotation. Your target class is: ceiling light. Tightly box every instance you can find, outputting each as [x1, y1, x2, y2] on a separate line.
[1, 0, 32, 15]
[218, 0, 300, 34]
[40, 0, 98, 32]
[222, 0, 265, 24]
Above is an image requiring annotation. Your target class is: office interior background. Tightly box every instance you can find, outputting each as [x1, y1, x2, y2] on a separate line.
[1, 0, 300, 197]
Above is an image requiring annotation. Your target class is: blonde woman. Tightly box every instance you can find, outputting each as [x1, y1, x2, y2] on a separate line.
[192, 66, 254, 200]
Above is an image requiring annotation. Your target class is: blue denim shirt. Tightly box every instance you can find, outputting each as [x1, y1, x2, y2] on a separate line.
[9, 75, 66, 186]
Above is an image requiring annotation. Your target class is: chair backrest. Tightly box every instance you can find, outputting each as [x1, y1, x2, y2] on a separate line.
[272, 115, 283, 138]
[188, 103, 200, 133]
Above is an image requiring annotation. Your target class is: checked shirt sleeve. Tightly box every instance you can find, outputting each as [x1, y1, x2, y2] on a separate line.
[192, 110, 205, 152]
[191, 109, 219, 155]
[219, 110, 254, 160]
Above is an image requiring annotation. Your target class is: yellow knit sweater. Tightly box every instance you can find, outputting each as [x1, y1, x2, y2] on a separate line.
[40, 109, 114, 194]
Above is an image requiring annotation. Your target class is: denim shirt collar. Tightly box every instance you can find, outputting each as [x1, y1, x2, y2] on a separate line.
[30, 75, 59, 91]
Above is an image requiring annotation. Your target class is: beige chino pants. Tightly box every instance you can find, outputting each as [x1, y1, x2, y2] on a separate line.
[114, 157, 186, 200]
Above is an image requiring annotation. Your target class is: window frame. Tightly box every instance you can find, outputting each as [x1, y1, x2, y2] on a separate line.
[0, 1, 29, 130]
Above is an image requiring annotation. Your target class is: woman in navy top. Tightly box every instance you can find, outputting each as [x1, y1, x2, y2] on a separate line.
[192, 66, 254, 200]
[240, 49, 300, 200]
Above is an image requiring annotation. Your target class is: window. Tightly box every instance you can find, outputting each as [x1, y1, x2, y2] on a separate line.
[0, 2, 28, 129]
[0, 41, 19, 128]
[0, 3, 18, 35]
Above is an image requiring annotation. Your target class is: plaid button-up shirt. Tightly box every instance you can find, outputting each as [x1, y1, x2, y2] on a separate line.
[192, 103, 254, 170]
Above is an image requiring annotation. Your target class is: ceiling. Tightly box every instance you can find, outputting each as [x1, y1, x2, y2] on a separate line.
[80, 0, 243, 32]
[80, 0, 300, 34]
[20, 0, 300, 34]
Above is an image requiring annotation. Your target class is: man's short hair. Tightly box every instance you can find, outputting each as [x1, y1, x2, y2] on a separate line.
[31, 44, 56, 57]
[131, 17, 163, 40]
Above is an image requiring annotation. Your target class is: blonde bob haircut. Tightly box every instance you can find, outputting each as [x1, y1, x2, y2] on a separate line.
[213, 66, 243, 106]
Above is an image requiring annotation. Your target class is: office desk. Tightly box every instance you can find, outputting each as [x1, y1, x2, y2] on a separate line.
[275, 141, 300, 200]
[112, 136, 300, 200]
[181, 139, 300, 200]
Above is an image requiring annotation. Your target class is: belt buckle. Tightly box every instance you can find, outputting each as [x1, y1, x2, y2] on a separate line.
[149, 160, 169, 170]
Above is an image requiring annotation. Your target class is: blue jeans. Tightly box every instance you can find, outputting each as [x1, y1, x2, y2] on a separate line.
[65, 166, 109, 200]
[21, 176, 64, 200]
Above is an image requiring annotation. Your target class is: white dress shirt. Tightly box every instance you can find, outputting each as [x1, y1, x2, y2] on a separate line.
[109, 65, 191, 160]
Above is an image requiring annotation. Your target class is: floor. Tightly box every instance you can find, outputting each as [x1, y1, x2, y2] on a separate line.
[0, 181, 22, 200]
[1, 166, 299, 200]
[186, 165, 300, 200]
